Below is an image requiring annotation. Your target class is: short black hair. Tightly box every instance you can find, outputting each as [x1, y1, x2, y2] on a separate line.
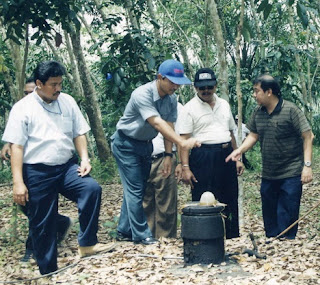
[253, 74, 281, 97]
[33, 61, 66, 85]
[25, 77, 34, 84]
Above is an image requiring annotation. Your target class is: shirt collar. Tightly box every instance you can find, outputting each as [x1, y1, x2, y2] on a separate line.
[261, 97, 283, 115]
[151, 80, 161, 102]
[195, 93, 220, 106]
[32, 88, 57, 106]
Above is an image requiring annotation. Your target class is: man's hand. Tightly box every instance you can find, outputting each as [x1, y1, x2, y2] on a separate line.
[1, 143, 11, 161]
[13, 181, 29, 206]
[161, 156, 172, 178]
[78, 160, 92, 177]
[225, 149, 242, 163]
[180, 138, 201, 151]
[175, 163, 182, 182]
[301, 166, 313, 184]
[236, 160, 245, 176]
[182, 167, 198, 189]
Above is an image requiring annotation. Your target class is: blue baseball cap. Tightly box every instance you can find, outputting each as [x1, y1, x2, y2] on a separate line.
[158, 59, 191, 85]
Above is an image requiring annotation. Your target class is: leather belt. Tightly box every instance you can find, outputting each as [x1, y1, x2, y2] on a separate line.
[201, 142, 230, 149]
[151, 151, 176, 161]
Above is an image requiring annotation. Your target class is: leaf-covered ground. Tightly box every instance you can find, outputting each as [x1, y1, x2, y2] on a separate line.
[0, 168, 319, 284]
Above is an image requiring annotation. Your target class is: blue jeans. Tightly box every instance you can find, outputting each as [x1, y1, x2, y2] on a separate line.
[23, 156, 102, 274]
[111, 130, 153, 241]
[260, 176, 302, 239]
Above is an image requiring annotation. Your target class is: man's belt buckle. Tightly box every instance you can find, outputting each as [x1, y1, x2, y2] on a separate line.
[222, 143, 229, 149]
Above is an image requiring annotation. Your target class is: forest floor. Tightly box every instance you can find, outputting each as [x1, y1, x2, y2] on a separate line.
[0, 165, 319, 284]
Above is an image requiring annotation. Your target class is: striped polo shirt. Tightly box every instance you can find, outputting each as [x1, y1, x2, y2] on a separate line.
[246, 98, 311, 180]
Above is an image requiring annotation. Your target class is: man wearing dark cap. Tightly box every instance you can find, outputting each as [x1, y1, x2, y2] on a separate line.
[111, 59, 200, 245]
[179, 68, 244, 239]
[227, 74, 314, 239]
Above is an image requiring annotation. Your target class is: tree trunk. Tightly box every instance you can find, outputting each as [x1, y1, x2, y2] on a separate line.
[146, 0, 164, 54]
[123, 0, 140, 30]
[68, 26, 110, 162]
[64, 31, 84, 98]
[288, 6, 310, 119]
[207, 0, 229, 101]
[158, 0, 203, 67]
[92, 0, 116, 35]
[235, 0, 245, 234]
[78, 14, 103, 58]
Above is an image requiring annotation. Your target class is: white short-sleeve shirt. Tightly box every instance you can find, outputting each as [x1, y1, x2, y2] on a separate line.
[2, 91, 90, 165]
[179, 94, 236, 144]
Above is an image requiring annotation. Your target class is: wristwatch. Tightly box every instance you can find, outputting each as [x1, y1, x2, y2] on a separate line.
[164, 152, 173, 158]
[304, 161, 312, 167]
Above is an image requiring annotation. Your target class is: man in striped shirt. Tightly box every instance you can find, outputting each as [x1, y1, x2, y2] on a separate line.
[226, 74, 313, 239]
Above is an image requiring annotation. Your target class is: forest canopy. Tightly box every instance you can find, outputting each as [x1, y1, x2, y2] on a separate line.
[0, 0, 320, 164]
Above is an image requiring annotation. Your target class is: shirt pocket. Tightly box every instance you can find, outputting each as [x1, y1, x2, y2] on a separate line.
[275, 122, 291, 139]
[61, 118, 73, 134]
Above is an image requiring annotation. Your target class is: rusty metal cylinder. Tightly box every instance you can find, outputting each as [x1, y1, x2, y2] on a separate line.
[181, 205, 225, 264]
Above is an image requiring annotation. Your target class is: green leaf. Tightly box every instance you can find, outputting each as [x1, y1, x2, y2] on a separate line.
[309, 24, 317, 33]
[150, 19, 160, 29]
[103, 221, 116, 228]
[263, 4, 272, 20]
[257, 0, 268, 13]
[119, 82, 126, 92]
[118, 68, 125, 78]
[35, 35, 43, 46]
[242, 27, 251, 43]
[289, 0, 295, 6]
[113, 72, 121, 86]
[297, 3, 309, 29]
[147, 57, 156, 71]
[112, 86, 119, 96]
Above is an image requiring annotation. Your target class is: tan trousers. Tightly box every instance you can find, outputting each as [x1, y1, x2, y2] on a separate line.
[143, 157, 177, 238]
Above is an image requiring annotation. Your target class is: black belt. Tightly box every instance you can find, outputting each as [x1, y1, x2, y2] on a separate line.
[117, 130, 153, 143]
[151, 151, 176, 160]
[201, 142, 231, 149]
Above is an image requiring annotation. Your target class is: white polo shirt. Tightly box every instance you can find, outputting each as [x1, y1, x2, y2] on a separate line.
[2, 91, 90, 165]
[179, 94, 236, 144]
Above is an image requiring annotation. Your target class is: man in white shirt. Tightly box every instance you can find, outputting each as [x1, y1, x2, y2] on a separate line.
[179, 68, 244, 239]
[1, 78, 72, 263]
[2, 61, 111, 274]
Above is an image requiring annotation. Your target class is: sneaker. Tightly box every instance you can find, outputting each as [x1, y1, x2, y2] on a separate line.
[20, 249, 33, 262]
[57, 217, 73, 245]
[116, 231, 132, 242]
[78, 243, 116, 258]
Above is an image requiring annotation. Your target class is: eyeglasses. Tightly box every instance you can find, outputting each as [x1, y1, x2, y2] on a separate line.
[199, 86, 214, 91]
[24, 91, 33, 95]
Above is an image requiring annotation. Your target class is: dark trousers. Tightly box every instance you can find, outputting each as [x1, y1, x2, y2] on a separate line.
[23, 156, 102, 275]
[190, 144, 239, 239]
[111, 130, 153, 241]
[260, 176, 302, 239]
[19, 206, 69, 251]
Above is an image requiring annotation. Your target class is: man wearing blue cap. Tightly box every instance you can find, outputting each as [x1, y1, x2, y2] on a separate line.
[111, 59, 200, 245]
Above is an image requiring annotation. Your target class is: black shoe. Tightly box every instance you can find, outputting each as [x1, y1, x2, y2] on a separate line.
[116, 231, 132, 242]
[20, 249, 33, 262]
[134, 237, 158, 245]
[57, 217, 73, 245]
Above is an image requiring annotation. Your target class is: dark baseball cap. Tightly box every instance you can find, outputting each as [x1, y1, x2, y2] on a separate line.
[194, 68, 217, 87]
